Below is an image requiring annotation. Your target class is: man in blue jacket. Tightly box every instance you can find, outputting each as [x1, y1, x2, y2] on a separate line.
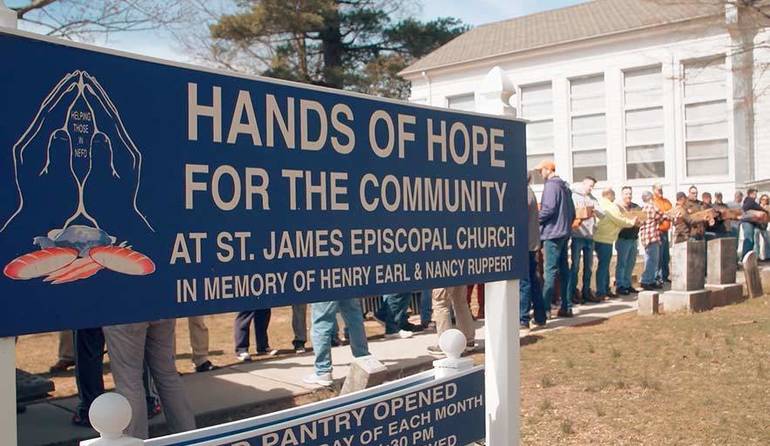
[535, 160, 576, 318]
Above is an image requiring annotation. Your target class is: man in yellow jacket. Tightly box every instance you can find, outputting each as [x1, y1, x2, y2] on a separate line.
[594, 188, 637, 299]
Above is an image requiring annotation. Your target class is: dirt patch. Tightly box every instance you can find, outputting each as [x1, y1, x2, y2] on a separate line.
[519, 298, 770, 445]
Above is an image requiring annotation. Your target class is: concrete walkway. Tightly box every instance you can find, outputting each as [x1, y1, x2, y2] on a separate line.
[18, 297, 638, 446]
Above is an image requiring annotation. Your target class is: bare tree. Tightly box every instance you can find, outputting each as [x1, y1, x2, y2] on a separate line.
[9, 0, 192, 41]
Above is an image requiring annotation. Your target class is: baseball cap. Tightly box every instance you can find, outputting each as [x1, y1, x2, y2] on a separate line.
[533, 159, 556, 172]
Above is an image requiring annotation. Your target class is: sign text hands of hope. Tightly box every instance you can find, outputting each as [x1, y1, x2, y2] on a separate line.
[0, 30, 527, 337]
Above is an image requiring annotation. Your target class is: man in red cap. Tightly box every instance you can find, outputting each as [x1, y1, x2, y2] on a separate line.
[535, 160, 576, 318]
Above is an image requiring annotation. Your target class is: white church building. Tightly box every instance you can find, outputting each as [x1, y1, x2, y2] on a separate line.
[401, 0, 770, 197]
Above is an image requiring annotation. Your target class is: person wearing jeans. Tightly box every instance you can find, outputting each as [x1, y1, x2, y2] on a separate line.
[639, 191, 665, 290]
[568, 177, 602, 304]
[652, 184, 672, 284]
[520, 180, 545, 328]
[615, 187, 640, 295]
[305, 298, 370, 386]
[741, 188, 767, 259]
[535, 159, 576, 318]
[593, 187, 636, 299]
[375, 293, 419, 338]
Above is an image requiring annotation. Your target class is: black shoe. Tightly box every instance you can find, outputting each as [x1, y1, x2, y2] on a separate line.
[195, 360, 219, 373]
[557, 308, 574, 318]
[72, 412, 91, 428]
[641, 283, 656, 290]
[331, 337, 342, 347]
[403, 323, 424, 332]
[617, 287, 630, 296]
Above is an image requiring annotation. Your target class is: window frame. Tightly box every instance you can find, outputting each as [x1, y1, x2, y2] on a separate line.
[568, 73, 607, 182]
[622, 65, 666, 181]
[680, 56, 730, 180]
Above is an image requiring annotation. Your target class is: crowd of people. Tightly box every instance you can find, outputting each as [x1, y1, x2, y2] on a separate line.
[37, 158, 770, 439]
[45, 285, 484, 438]
[521, 159, 770, 330]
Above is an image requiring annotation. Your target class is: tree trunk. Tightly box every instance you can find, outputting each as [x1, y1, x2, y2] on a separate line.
[319, 3, 344, 88]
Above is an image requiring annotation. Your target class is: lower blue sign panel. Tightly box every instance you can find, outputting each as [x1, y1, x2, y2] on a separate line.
[147, 368, 485, 446]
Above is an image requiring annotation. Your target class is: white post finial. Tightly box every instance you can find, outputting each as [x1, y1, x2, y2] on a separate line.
[433, 329, 474, 379]
[0, 0, 17, 29]
[80, 393, 142, 446]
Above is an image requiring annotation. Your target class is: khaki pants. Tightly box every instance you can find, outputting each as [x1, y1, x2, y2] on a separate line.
[432, 286, 475, 343]
[187, 316, 209, 367]
[58, 331, 74, 362]
[104, 320, 195, 439]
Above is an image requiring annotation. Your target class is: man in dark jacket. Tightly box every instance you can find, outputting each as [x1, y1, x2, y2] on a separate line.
[741, 188, 767, 259]
[535, 160, 576, 318]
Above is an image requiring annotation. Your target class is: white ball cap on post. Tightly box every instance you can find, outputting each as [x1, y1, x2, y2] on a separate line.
[80, 393, 142, 446]
[433, 329, 474, 380]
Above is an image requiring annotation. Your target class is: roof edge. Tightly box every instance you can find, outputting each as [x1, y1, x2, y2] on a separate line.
[399, 12, 722, 77]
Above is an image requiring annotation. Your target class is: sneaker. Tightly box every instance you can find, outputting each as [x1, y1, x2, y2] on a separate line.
[385, 330, 414, 339]
[617, 287, 630, 296]
[331, 337, 342, 347]
[465, 341, 478, 353]
[236, 352, 252, 362]
[420, 321, 436, 331]
[256, 349, 279, 357]
[530, 320, 547, 330]
[641, 283, 656, 291]
[295, 346, 307, 354]
[195, 360, 219, 373]
[403, 323, 424, 332]
[557, 308, 574, 318]
[303, 372, 333, 386]
[427, 345, 445, 357]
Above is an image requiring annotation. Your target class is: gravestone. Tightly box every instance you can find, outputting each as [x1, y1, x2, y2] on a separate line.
[707, 237, 737, 285]
[638, 291, 659, 316]
[662, 290, 712, 313]
[340, 355, 388, 395]
[671, 240, 706, 291]
[742, 251, 763, 298]
[705, 283, 744, 307]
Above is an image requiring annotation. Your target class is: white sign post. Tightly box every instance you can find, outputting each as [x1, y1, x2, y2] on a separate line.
[477, 66, 521, 446]
[1, 7, 20, 446]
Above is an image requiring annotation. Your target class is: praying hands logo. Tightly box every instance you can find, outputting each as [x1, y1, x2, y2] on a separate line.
[2, 70, 156, 284]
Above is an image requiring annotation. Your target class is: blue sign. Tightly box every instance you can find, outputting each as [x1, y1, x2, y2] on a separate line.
[146, 367, 484, 446]
[0, 29, 527, 336]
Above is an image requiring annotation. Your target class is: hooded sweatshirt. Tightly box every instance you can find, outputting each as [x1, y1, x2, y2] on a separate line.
[571, 184, 603, 239]
[539, 176, 575, 240]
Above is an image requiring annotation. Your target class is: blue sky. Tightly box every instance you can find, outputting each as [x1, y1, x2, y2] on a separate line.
[8, 0, 588, 62]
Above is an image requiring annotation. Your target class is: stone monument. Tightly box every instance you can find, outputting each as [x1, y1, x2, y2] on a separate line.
[638, 291, 659, 316]
[661, 239, 711, 313]
[742, 251, 764, 299]
[340, 355, 388, 395]
[705, 237, 743, 306]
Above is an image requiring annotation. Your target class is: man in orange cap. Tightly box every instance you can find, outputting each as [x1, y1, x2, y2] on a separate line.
[535, 159, 576, 318]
